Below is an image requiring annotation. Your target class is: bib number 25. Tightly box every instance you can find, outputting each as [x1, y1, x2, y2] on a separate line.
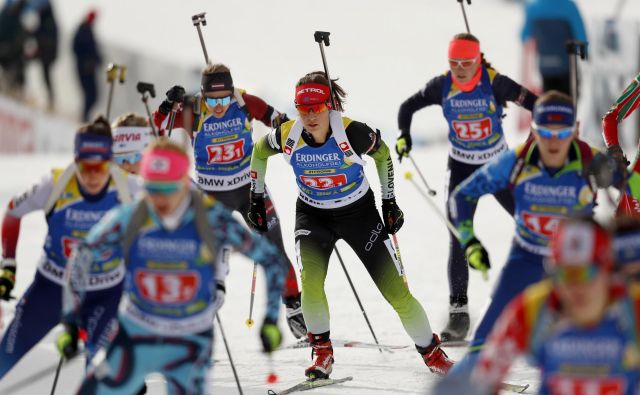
[452, 118, 492, 141]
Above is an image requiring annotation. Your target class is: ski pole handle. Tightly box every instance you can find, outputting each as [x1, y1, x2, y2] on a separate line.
[245, 262, 258, 328]
[456, 0, 472, 33]
[192, 12, 210, 64]
[313, 31, 338, 110]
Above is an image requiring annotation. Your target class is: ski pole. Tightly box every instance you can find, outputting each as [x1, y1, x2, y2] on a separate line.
[407, 154, 437, 196]
[245, 262, 258, 328]
[136, 82, 158, 137]
[405, 171, 460, 240]
[313, 31, 338, 110]
[333, 246, 382, 353]
[456, 0, 472, 34]
[192, 12, 211, 65]
[49, 356, 63, 395]
[389, 233, 408, 287]
[105, 63, 126, 121]
[565, 40, 588, 113]
[216, 314, 244, 395]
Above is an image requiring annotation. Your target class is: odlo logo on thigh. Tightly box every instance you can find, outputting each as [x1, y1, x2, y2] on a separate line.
[365, 223, 384, 252]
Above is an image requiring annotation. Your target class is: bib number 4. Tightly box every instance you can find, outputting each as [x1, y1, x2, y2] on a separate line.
[207, 140, 245, 164]
[452, 118, 493, 141]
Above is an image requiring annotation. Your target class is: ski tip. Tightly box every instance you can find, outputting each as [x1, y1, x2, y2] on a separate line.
[245, 318, 255, 328]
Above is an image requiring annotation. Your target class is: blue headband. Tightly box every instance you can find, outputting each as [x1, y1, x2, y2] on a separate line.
[614, 231, 640, 266]
[533, 101, 575, 126]
[74, 133, 113, 161]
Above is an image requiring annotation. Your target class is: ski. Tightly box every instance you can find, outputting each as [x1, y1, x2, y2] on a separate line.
[440, 340, 470, 348]
[267, 376, 353, 395]
[282, 338, 408, 351]
[501, 382, 530, 393]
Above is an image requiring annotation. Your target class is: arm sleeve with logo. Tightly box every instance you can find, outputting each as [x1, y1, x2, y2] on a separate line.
[62, 205, 129, 325]
[250, 128, 282, 195]
[492, 74, 538, 111]
[2, 173, 54, 260]
[602, 73, 640, 147]
[345, 121, 395, 200]
[397, 75, 445, 135]
[449, 150, 517, 245]
[207, 202, 284, 322]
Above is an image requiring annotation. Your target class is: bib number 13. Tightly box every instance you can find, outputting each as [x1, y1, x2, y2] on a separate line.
[452, 118, 492, 141]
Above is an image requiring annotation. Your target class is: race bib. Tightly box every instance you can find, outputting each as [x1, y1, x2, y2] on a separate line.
[547, 376, 625, 395]
[135, 270, 200, 304]
[522, 212, 561, 238]
[452, 118, 493, 141]
[299, 174, 348, 190]
[206, 140, 245, 164]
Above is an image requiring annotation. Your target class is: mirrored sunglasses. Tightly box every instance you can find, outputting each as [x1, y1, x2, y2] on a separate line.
[144, 181, 182, 195]
[205, 96, 232, 107]
[76, 160, 110, 173]
[532, 123, 575, 140]
[113, 152, 143, 166]
[295, 102, 330, 115]
[553, 265, 599, 285]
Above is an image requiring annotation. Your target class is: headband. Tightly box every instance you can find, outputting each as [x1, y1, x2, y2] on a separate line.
[112, 126, 153, 154]
[295, 83, 331, 107]
[533, 101, 576, 126]
[201, 72, 234, 93]
[448, 39, 480, 60]
[74, 133, 112, 161]
[140, 148, 190, 182]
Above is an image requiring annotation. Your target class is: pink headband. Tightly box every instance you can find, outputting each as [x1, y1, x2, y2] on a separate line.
[140, 148, 190, 182]
[448, 39, 480, 60]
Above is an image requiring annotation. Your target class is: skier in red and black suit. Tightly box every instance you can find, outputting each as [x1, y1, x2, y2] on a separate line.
[152, 63, 306, 338]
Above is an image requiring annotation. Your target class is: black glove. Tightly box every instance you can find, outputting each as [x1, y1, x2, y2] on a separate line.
[464, 237, 490, 275]
[56, 322, 80, 359]
[272, 113, 290, 129]
[382, 198, 404, 234]
[395, 131, 412, 161]
[0, 264, 16, 301]
[260, 317, 282, 353]
[587, 152, 627, 189]
[159, 85, 186, 114]
[247, 192, 268, 232]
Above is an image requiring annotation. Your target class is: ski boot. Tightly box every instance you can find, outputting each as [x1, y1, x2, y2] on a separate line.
[305, 332, 334, 379]
[440, 296, 470, 342]
[417, 334, 454, 376]
[284, 293, 307, 339]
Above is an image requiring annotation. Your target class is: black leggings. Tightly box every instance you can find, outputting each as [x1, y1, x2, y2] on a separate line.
[445, 157, 514, 302]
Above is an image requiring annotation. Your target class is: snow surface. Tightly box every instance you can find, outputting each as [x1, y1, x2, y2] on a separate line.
[0, 0, 637, 393]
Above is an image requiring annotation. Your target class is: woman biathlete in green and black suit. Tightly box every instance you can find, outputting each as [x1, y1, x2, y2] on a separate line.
[247, 71, 453, 380]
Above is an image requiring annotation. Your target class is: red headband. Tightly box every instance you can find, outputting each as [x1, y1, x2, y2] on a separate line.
[295, 83, 332, 107]
[448, 39, 480, 60]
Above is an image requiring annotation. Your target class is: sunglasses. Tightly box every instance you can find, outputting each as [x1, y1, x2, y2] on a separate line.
[532, 123, 575, 140]
[205, 96, 232, 107]
[448, 58, 477, 69]
[76, 160, 110, 173]
[295, 102, 330, 115]
[113, 152, 143, 166]
[553, 265, 599, 285]
[144, 181, 182, 195]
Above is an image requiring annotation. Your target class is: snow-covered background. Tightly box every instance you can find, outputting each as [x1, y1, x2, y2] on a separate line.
[0, 0, 638, 394]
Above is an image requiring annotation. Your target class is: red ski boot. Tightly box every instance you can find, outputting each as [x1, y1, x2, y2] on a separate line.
[305, 333, 334, 380]
[417, 334, 454, 376]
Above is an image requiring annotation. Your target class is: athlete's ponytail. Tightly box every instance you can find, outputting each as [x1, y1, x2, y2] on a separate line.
[296, 71, 346, 112]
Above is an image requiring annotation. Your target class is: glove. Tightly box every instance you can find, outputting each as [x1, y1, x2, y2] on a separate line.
[382, 198, 404, 234]
[0, 262, 16, 301]
[260, 318, 282, 353]
[212, 281, 226, 312]
[283, 294, 307, 339]
[587, 152, 627, 189]
[395, 132, 412, 161]
[159, 85, 186, 114]
[247, 192, 268, 232]
[464, 237, 490, 274]
[56, 323, 80, 359]
[272, 113, 290, 129]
